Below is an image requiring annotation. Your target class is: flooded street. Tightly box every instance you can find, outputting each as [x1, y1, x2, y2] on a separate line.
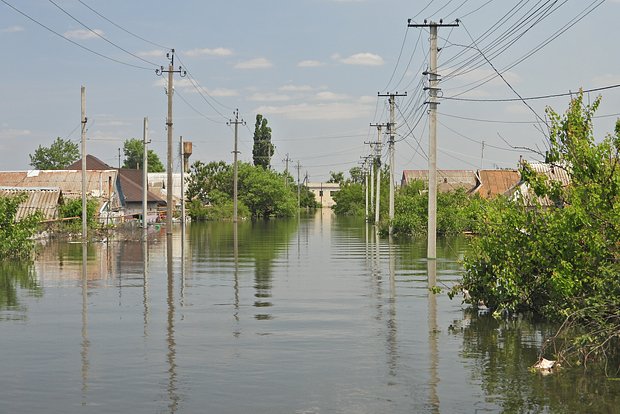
[1, 210, 619, 413]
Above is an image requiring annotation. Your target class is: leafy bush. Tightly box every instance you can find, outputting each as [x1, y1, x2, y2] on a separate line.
[0, 193, 42, 260]
[457, 93, 620, 365]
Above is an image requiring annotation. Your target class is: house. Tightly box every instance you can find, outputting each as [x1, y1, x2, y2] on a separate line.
[68, 155, 165, 222]
[147, 172, 184, 204]
[306, 182, 340, 208]
[401, 170, 478, 193]
[510, 162, 571, 207]
[472, 169, 521, 199]
[0, 186, 63, 221]
[0, 169, 121, 222]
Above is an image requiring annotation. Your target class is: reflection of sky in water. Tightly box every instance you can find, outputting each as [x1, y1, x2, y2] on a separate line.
[0, 213, 618, 413]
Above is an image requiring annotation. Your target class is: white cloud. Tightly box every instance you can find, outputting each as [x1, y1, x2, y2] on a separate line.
[184, 47, 233, 57]
[209, 88, 238, 97]
[0, 128, 30, 139]
[139, 49, 166, 58]
[1, 25, 24, 33]
[248, 92, 290, 102]
[337, 52, 384, 66]
[590, 73, 620, 87]
[279, 84, 313, 92]
[64, 29, 104, 40]
[314, 91, 348, 101]
[234, 58, 273, 69]
[297, 60, 324, 68]
[254, 101, 374, 121]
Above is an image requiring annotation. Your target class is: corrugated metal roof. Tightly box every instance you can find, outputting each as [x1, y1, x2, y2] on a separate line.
[0, 170, 118, 198]
[475, 170, 521, 198]
[401, 170, 477, 192]
[0, 187, 61, 221]
[528, 162, 571, 186]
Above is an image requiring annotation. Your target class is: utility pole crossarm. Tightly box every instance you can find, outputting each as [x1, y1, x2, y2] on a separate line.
[407, 18, 460, 28]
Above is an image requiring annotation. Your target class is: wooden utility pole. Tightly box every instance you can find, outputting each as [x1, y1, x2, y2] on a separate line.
[228, 109, 245, 223]
[179, 136, 185, 225]
[142, 117, 149, 231]
[80, 86, 87, 241]
[156, 49, 186, 235]
[409, 19, 459, 259]
[378, 92, 406, 236]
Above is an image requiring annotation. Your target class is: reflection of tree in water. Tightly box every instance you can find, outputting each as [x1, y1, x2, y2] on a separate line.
[451, 310, 620, 413]
[0, 262, 42, 320]
[189, 219, 297, 321]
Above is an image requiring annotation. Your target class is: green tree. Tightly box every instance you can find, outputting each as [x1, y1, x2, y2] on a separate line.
[29, 137, 80, 170]
[59, 198, 99, 228]
[458, 92, 620, 365]
[252, 114, 274, 169]
[0, 193, 42, 260]
[185, 160, 232, 204]
[122, 138, 165, 172]
[238, 163, 296, 218]
[327, 171, 345, 184]
[348, 166, 365, 184]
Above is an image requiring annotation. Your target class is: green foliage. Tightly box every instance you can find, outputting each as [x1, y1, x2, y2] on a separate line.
[331, 182, 364, 215]
[458, 93, 620, 365]
[348, 167, 365, 185]
[0, 194, 42, 260]
[299, 185, 320, 209]
[252, 114, 274, 169]
[327, 171, 345, 184]
[238, 163, 297, 218]
[122, 138, 165, 172]
[29, 137, 79, 170]
[185, 160, 297, 220]
[185, 160, 232, 204]
[59, 198, 98, 225]
[392, 183, 484, 237]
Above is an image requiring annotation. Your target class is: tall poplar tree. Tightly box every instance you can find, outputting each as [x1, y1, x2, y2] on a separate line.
[252, 114, 274, 169]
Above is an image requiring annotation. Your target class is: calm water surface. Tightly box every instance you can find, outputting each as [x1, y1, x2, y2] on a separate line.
[1, 210, 619, 413]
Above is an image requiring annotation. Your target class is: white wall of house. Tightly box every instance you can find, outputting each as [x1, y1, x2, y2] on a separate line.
[306, 182, 340, 208]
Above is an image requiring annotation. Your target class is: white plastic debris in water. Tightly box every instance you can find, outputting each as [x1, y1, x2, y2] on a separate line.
[533, 358, 557, 374]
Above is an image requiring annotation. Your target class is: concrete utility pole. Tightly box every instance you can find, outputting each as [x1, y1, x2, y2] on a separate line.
[283, 153, 291, 186]
[378, 92, 406, 236]
[142, 117, 149, 231]
[156, 49, 186, 235]
[228, 109, 245, 223]
[408, 18, 459, 259]
[296, 160, 302, 210]
[369, 123, 387, 226]
[80, 86, 87, 241]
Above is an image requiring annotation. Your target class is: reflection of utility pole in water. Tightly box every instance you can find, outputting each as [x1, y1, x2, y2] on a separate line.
[233, 223, 240, 337]
[142, 239, 149, 338]
[166, 235, 179, 412]
[180, 225, 186, 306]
[387, 237, 398, 376]
[81, 242, 90, 405]
[427, 259, 440, 413]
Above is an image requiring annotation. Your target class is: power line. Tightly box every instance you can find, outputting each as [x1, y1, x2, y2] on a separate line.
[1, 0, 152, 70]
[77, 0, 170, 50]
[47, 0, 159, 67]
[442, 82, 620, 102]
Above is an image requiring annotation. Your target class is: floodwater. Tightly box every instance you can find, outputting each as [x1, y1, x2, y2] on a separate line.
[1, 210, 619, 413]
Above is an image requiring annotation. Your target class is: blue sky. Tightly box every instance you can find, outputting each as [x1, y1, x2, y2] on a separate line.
[1, 0, 618, 181]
